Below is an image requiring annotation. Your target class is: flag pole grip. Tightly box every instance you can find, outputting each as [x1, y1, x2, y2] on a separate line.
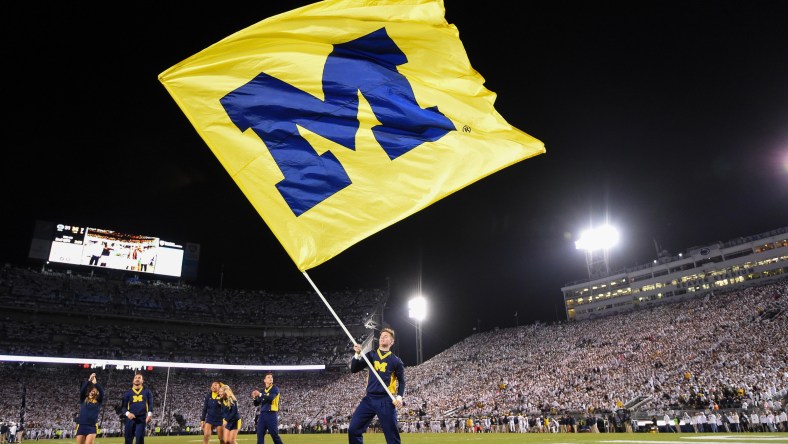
[303, 271, 395, 402]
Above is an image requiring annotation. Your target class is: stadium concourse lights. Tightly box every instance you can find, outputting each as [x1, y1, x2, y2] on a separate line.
[408, 295, 427, 365]
[0, 354, 325, 371]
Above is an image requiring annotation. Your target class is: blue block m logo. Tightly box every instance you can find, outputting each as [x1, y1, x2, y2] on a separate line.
[221, 27, 454, 216]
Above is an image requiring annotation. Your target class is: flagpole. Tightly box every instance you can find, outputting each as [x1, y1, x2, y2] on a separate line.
[161, 367, 171, 430]
[302, 271, 395, 402]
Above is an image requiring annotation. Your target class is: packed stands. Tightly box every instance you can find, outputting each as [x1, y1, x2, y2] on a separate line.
[0, 264, 786, 435]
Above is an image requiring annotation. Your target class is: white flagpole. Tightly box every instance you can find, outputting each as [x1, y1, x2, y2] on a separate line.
[302, 271, 395, 402]
[161, 367, 171, 428]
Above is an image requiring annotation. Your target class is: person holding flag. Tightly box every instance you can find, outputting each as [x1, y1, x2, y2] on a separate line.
[161, 5, 542, 442]
[160, 6, 545, 431]
[349, 327, 405, 444]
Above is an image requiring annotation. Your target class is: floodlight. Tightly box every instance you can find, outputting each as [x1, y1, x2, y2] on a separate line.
[575, 224, 619, 280]
[408, 295, 427, 364]
[575, 224, 619, 251]
[408, 295, 427, 321]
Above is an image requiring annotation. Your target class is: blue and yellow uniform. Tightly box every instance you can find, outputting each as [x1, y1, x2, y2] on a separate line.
[122, 384, 153, 444]
[76, 380, 104, 436]
[253, 385, 283, 444]
[349, 348, 405, 444]
[202, 391, 223, 427]
[221, 400, 241, 431]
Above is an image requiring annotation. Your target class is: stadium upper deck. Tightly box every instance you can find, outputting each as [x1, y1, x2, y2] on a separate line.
[562, 226, 788, 321]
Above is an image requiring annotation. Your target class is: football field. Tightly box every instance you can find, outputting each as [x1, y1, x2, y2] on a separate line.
[41, 433, 788, 444]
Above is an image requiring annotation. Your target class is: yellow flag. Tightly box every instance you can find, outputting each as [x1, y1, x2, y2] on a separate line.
[159, 0, 545, 271]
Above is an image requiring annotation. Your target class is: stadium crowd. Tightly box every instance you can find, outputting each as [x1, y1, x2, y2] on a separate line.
[0, 266, 384, 366]
[0, 264, 786, 436]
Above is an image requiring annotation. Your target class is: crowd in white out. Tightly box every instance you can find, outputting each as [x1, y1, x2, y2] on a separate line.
[0, 264, 786, 436]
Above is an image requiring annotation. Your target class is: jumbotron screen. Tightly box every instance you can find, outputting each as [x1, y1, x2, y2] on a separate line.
[33, 222, 188, 278]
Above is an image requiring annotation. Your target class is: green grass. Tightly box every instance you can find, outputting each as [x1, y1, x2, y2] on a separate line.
[49, 432, 788, 444]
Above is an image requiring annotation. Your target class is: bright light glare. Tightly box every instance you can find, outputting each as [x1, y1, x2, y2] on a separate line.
[0, 354, 324, 371]
[575, 225, 619, 251]
[408, 295, 427, 321]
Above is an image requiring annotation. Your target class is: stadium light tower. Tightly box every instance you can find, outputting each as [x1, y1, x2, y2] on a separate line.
[575, 224, 619, 280]
[408, 295, 427, 365]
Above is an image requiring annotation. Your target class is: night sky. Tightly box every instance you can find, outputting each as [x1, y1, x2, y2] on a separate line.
[4, 1, 787, 365]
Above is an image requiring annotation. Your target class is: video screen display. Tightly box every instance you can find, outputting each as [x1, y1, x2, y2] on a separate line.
[46, 223, 185, 277]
